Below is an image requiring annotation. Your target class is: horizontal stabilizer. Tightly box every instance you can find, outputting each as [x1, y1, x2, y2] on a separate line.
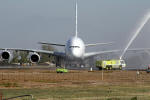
[38, 42, 65, 47]
[85, 42, 114, 47]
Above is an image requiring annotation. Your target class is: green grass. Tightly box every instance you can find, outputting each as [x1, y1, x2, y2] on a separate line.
[1, 85, 150, 100]
[0, 82, 19, 87]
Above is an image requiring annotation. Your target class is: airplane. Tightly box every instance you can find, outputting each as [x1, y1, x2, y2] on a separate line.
[0, 0, 116, 67]
[0, 0, 147, 67]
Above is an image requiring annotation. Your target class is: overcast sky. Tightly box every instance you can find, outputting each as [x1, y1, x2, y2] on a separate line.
[0, 0, 150, 52]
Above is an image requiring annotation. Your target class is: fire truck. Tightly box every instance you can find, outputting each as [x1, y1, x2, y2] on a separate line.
[96, 59, 126, 70]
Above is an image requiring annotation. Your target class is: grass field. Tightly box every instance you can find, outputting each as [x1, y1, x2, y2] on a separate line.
[1, 85, 150, 100]
[0, 69, 150, 100]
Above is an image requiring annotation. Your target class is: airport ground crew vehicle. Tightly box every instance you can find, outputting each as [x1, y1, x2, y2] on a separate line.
[96, 59, 126, 70]
[56, 68, 68, 73]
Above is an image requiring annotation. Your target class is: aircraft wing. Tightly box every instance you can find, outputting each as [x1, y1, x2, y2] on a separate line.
[127, 48, 150, 51]
[38, 42, 65, 47]
[0, 48, 65, 57]
[85, 42, 113, 47]
[84, 48, 150, 58]
[84, 50, 120, 58]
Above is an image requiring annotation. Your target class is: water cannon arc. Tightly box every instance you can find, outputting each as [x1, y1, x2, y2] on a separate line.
[120, 11, 150, 59]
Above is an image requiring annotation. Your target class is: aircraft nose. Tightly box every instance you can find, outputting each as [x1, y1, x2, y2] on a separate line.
[72, 49, 82, 58]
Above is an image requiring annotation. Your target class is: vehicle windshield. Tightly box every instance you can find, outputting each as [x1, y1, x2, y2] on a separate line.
[120, 60, 125, 64]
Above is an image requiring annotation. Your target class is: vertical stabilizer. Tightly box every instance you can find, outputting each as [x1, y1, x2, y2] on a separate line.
[75, 0, 78, 37]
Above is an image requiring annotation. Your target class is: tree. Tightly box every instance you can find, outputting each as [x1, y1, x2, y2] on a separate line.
[10, 51, 29, 64]
[40, 45, 56, 63]
[41, 45, 56, 51]
[18, 51, 29, 64]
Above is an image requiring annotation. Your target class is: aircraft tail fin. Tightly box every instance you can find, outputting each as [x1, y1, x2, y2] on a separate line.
[75, 0, 78, 37]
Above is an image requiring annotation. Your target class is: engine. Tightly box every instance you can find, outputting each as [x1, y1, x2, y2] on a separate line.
[29, 52, 40, 63]
[1, 50, 13, 62]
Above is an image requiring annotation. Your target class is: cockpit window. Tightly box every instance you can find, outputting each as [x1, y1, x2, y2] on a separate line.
[69, 46, 80, 48]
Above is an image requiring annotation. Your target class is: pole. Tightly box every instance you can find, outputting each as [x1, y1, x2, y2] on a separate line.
[102, 68, 103, 81]
[0, 92, 2, 100]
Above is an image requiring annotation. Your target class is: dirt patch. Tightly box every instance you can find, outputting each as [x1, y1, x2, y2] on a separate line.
[0, 69, 149, 88]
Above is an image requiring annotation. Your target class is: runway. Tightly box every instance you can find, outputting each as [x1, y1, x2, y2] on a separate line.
[0, 65, 146, 71]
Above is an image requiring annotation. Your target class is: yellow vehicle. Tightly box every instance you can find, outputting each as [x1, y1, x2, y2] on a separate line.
[96, 59, 126, 70]
[56, 68, 68, 73]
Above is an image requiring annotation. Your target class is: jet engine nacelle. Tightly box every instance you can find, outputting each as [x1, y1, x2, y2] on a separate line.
[1, 50, 13, 62]
[29, 52, 40, 63]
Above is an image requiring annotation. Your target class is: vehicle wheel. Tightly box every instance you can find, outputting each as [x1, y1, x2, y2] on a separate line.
[119, 66, 122, 70]
[98, 67, 102, 70]
[106, 66, 109, 70]
[109, 66, 112, 70]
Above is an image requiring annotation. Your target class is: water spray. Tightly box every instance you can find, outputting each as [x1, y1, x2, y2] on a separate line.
[145, 50, 150, 56]
[120, 11, 150, 59]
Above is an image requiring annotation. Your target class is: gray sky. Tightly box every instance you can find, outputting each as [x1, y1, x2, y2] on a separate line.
[0, 0, 150, 52]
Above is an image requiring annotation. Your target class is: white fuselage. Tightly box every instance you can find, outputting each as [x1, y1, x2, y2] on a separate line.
[65, 36, 85, 59]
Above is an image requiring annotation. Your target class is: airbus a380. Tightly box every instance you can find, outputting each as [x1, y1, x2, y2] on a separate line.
[39, 1, 115, 60]
[0, 1, 120, 67]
